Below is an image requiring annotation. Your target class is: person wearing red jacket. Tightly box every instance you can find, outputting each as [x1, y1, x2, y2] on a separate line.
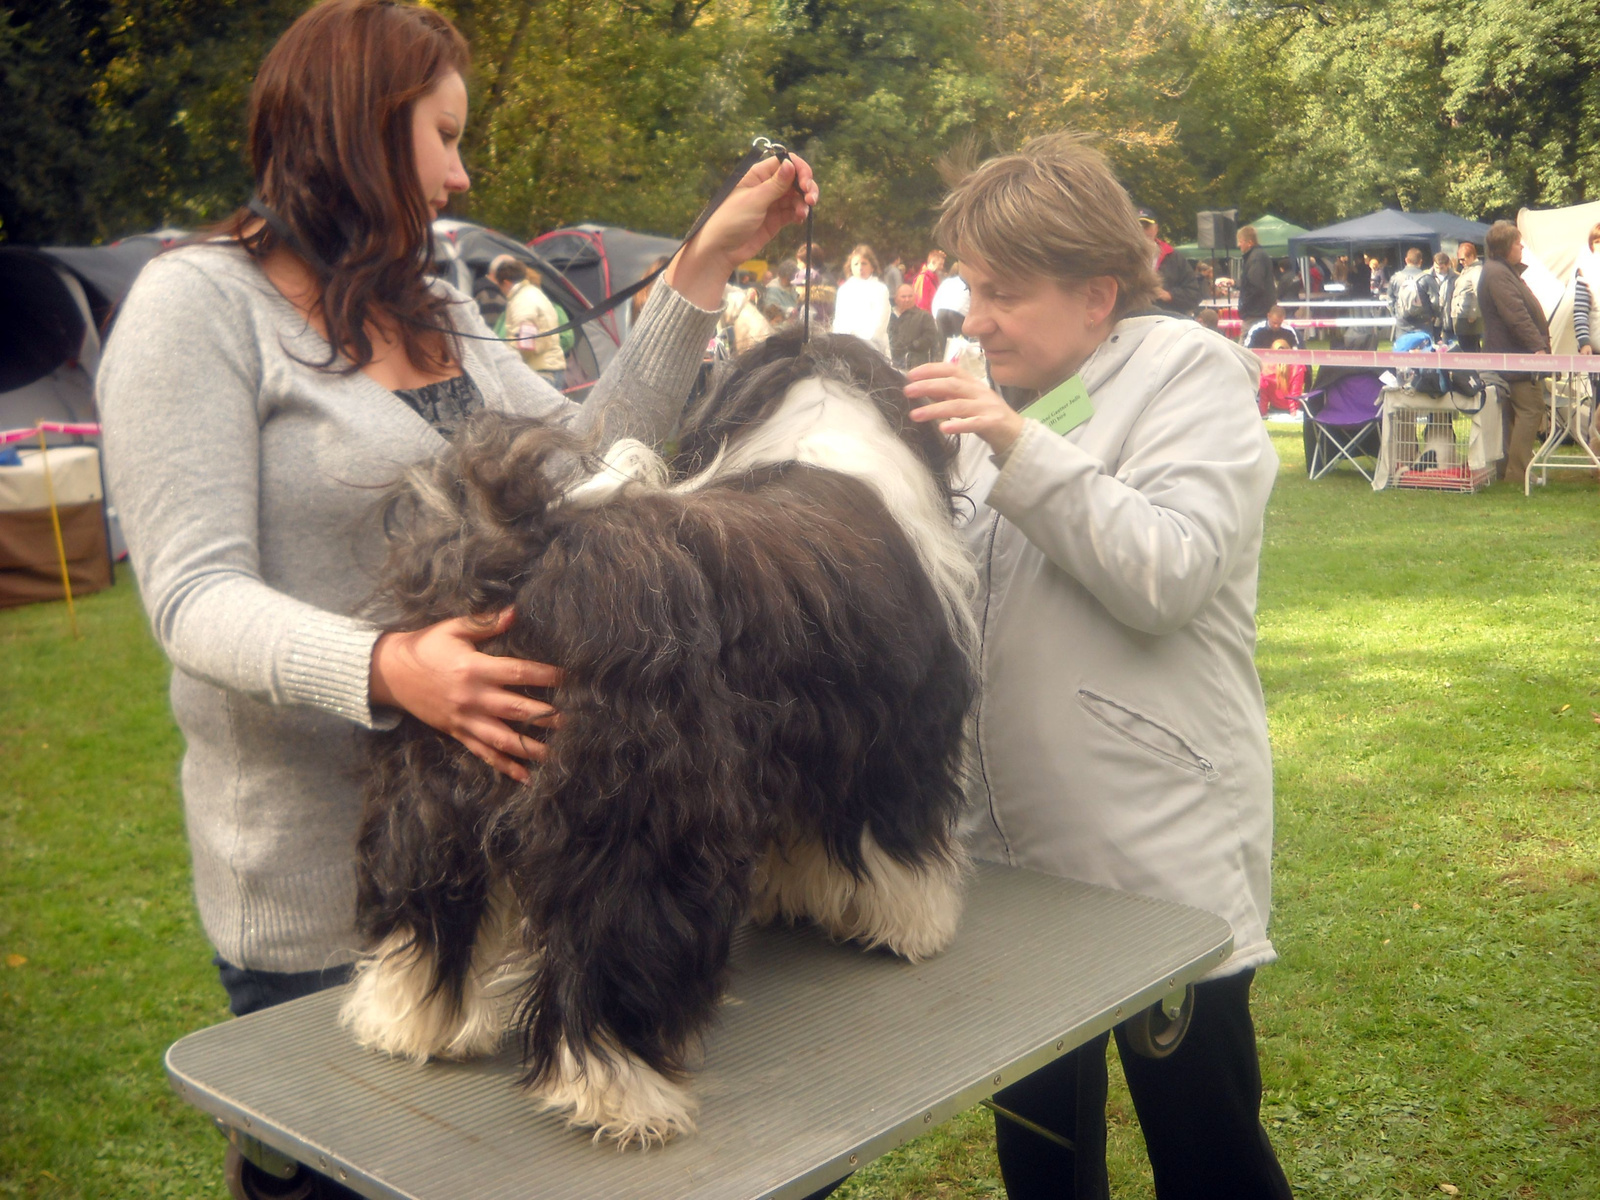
[912, 249, 946, 311]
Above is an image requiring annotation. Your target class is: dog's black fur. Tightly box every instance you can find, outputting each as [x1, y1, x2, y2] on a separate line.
[353, 330, 973, 1121]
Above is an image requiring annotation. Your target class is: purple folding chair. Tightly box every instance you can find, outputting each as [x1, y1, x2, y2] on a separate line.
[1302, 372, 1384, 481]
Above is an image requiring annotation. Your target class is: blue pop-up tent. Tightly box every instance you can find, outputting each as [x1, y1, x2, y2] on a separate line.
[1287, 209, 1491, 261]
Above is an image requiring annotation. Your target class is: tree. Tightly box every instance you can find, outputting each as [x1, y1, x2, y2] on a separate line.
[975, 0, 1204, 231]
[90, 0, 307, 236]
[0, 0, 116, 243]
[764, 0, 999, 257]
[439, 0, 768, 241]
[5, 0, 1596, 252]
[1179, 0, 1600, 227]
[0, 0, 304, 244]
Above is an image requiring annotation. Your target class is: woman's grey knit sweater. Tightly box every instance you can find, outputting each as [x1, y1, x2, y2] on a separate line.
[98, 243, 718, 973]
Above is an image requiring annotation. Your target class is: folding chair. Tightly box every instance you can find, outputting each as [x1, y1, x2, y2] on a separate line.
[1302, 372, 1384, 481]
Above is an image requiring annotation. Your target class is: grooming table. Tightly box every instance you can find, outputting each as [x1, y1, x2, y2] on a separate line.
[166, 863, 1232, 1200]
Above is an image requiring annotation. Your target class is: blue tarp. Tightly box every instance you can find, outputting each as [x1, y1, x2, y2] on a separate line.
[1288, 209, 1491, 260]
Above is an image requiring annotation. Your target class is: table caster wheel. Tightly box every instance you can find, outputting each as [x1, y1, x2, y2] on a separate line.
[225, 1143, 316, 1200]
[1122, 984, 1194, 1059]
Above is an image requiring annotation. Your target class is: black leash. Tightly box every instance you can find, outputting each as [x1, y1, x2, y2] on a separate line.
[247, 136, 813, 345]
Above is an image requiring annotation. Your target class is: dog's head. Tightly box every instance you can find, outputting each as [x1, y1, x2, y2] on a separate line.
[674, 329, 958, 506]
[376, 416, 581, 631]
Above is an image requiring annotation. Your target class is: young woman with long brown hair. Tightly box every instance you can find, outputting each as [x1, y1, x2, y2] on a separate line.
[98, 0, 814, 1042]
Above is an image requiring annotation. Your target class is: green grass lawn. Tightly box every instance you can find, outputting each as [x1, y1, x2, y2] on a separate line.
[4, 429, 1598, 1199]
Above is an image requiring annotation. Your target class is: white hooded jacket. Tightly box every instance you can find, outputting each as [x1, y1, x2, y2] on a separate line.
[954, 314, 1279, 979]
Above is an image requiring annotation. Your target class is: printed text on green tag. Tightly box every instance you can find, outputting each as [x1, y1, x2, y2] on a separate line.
[1019, 373, 1093, 436]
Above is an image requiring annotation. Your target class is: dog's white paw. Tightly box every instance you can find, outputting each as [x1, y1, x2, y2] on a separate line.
[342, 932, 468, 1061]
[342, 899, 529, 1061]
[533, 1039, 698, 1149]
[753, 831, 967, 962]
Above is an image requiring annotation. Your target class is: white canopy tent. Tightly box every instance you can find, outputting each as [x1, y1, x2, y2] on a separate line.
[1517, 200, 1600, 353]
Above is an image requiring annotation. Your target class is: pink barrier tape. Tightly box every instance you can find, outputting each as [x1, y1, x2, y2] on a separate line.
[1221, 319, 1395, 333]
[0, 422, 103, 446]
[1248, 349, 1597, 373]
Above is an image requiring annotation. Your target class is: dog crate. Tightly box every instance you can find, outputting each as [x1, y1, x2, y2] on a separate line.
[1375, 387, 1500, 493]
[1387, 409, 1491, 492]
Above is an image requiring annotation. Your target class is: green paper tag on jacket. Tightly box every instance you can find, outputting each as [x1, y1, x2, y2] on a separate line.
[1019, 373, 1093, 436]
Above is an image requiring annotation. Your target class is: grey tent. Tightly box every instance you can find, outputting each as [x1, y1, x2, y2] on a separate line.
[0, 232, 180, 434]
[531, 225, 682, 366]
[431, 217, 634, 390]
[1287, 209, 1491, 262]
[0, 234, 170, 596]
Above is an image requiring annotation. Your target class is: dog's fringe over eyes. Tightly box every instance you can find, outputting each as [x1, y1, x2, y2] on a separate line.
[343, 329, 979, 1147]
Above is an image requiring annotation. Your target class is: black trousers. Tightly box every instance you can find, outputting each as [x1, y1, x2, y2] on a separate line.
[992, 969, 1292, 1200]
[213, 953, 354, 1017]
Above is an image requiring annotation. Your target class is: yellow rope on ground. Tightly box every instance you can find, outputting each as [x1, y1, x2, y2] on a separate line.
[35, 424, 80, 639]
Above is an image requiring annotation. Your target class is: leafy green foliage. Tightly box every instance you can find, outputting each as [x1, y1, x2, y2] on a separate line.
[1185, 0, 1600, 226]
[0, 0, 115, 244]
[2, 0, 1597, 255]
[764, 0, 998, 255]
[0, 0, 301, 244]
[88, 0, 307, 235]
[442, 0, 769, 240]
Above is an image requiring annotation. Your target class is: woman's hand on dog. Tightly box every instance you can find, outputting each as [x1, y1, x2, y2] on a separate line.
[370, 608, 561, 783]
[666, 152, 818, 311]
[905, 362, 1025, 456]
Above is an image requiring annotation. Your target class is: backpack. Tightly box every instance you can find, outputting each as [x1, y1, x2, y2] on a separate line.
[551, 304, 577, 356]
[1393, 329, 1450, 395]
[1392, 270, 1436, 324]
[1450, 270, 1481, 326]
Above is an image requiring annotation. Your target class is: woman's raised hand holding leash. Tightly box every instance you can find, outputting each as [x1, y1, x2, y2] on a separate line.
[666, 152, 818, 311]
[376, 153, 818, 778]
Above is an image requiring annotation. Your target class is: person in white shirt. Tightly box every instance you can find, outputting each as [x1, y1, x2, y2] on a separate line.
[830, 243, 892, 356]
[931, 261, 972, 341]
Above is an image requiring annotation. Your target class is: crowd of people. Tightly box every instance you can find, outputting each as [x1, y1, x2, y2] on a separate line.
[467, 201, 1597, 488]
[731, 242, 976, 370]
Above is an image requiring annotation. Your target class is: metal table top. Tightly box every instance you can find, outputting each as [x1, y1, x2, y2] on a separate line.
[167, 863, 1232, 1200]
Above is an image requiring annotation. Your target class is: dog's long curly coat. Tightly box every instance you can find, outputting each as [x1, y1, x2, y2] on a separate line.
[343, 331, 978, 1146]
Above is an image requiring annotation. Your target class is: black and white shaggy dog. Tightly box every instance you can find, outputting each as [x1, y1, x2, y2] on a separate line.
[342, 330, 978, 1146]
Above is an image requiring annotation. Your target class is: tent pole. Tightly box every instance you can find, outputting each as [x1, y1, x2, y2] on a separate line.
[36, 424, 81, 640]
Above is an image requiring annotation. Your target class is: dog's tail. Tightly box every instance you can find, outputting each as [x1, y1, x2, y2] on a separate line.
[494, 494, 758, 1090]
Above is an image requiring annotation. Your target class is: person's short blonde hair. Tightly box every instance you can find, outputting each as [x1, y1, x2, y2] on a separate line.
[934, 133, 1156, 316]
[1589, 222, 1600, 251]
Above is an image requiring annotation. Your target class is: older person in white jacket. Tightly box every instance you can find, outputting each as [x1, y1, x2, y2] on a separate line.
[905, 134, 1292, 1200]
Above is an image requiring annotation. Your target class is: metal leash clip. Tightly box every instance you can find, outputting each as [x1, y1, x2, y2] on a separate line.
[752, 136, 789, 158]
